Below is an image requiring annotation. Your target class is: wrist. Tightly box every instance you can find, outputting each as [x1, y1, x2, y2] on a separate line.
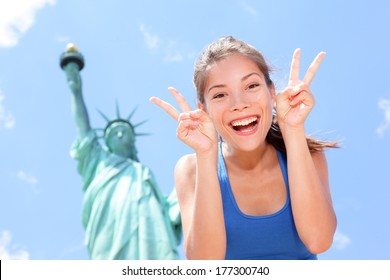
[280, 124, 306, 136]
[280, 125, 308, 150]
[196, 143, 218, 161]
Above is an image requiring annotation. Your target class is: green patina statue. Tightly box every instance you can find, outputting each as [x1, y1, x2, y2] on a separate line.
[60, 44, 182, 260]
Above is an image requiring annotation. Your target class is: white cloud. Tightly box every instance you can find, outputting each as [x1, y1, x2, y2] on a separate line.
[0, 0, 56, 48]
[17, 170, 39, 192]
[333, 231, 351, 250]
[376, 98, 390, 137]
[0, 92, 16, 129]
[165, 41, 197, 63]
[139, 24, 196, 63]
[0, 230, 30, 260]
[139, 24, 159, 50]
[165, 41, 184, 62]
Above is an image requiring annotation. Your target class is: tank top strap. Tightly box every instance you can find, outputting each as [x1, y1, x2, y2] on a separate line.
[218, 141, 229, 187]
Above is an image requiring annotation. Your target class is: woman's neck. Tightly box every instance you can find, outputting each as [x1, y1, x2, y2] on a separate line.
[221, 141, 276, 171]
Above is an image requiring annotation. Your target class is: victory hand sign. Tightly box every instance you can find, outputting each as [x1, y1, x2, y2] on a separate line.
[150, 87, 218, 155]
[276, 49, 325, 130]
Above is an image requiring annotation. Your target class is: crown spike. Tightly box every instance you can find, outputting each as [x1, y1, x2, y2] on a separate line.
[97, 109, 110, 122]
[135, 132, 152, 137]
[116, 100, 121, 119]
[127, 106, 138, 121]
[133, 119, 148, 128]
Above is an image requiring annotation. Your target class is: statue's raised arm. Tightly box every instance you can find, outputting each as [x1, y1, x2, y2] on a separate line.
[58, 44, 182, 260]
[60, 43, 91, 138]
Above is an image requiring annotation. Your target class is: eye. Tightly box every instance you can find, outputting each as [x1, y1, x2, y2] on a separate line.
[212, 92, 226, 100]
[247, 83, 260, 91]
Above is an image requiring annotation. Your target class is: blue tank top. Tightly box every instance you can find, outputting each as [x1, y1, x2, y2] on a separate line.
[218, 142, 317, 260]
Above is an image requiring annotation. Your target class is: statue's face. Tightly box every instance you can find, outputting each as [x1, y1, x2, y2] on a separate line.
[104, 121, 135, 158]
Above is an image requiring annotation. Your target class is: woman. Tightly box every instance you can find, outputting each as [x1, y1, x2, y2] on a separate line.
[150, 36, 337, 260]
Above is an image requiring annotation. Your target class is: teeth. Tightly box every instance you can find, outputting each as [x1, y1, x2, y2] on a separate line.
[231, 116, 258, 127]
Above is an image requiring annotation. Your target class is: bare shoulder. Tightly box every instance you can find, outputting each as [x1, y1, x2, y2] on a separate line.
[174, 153, 197, 192]
[175, 153, 196, 173]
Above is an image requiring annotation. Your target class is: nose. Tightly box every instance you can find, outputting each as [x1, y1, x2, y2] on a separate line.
[230, 92, 249, 112]
[117, 131, 123, 138]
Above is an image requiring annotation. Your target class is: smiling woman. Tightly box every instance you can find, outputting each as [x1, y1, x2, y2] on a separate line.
[150, 36, 338, 260]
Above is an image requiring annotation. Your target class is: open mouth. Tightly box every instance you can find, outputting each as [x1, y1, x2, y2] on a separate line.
[230, 116, 259, 134]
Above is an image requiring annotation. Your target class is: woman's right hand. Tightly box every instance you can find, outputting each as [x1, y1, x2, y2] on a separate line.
[150, 87, 218, 155]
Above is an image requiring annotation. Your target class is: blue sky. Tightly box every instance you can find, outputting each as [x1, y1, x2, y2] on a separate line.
[0, 0, 389, 260]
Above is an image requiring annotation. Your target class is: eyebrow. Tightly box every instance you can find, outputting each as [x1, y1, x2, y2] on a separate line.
[207, 72, 262, 94]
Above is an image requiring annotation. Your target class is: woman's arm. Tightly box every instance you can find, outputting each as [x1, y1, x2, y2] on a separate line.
[175, 151, 226, 259]
[282, 127, 336, 254]
[277, 49, 336, 253]
[151, 87, 226, 259]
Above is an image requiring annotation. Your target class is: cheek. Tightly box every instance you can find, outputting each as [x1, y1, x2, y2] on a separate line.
[264, 98, 274, 112]
[256, 91, 274, 111]
[203, 103, 222, 123]
[209, 110, 231, 138]
[201, 106, 223, 132]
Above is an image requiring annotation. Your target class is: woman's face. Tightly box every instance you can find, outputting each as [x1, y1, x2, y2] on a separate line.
[201, 54, 275, 151]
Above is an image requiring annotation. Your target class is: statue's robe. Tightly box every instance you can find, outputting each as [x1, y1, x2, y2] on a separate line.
[70, 131, 181, 259]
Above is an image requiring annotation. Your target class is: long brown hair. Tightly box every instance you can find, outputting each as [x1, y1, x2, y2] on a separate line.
[193, 36, 338, 152]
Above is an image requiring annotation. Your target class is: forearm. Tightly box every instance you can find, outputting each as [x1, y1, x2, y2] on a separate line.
[71, 93, 91, 138]
[186, 150, 226, 259]
[64, 62, 91, 138]
[283, 127, 336, 253]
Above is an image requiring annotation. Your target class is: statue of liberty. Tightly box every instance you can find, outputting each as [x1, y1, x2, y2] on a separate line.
[60, 44, 182, 260]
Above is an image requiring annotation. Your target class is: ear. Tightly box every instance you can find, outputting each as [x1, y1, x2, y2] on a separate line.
[197, 102, 204, 110]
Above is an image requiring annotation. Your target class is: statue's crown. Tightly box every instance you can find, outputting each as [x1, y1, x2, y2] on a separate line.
[95, 102, 149, 139]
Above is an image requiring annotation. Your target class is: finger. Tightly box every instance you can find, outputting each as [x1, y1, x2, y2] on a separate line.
[288, 90, 314, 107]
[179, 110, 210, 125]
[189, 109, 210, 121]
[303, 51, 326, 85]
[177, 119, 194, 135]
[288, 83, 309, 99]
[168, 87, 192, 112]
[177, 118, 201, 139]
[276, 83, 302, 102]
[178, 112, 191, 122]
[288, 48, 301, 85]
[149, 96, 180, 121]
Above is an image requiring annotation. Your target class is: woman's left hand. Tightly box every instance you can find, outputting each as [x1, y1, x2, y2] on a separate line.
[276, 49, 325, 130]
